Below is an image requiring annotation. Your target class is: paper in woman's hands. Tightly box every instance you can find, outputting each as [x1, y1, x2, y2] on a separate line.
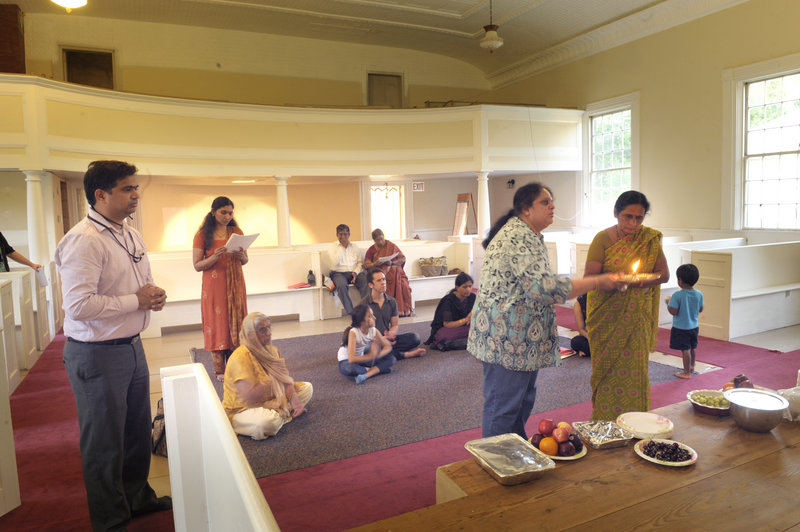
[35, 269, 48, 287]
[225, 233, 259, 252]
[377, 251, 399, 263]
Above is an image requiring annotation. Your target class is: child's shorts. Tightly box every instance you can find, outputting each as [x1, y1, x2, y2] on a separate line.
[669, 327, 699, 350]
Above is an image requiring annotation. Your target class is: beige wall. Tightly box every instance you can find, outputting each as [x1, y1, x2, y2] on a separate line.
[23, 14, 490, 109]
[288, 182, 362, 244]
[470, 0, 800, 231]
[411, 177, 480, 238]
[138, 180, 363, 251]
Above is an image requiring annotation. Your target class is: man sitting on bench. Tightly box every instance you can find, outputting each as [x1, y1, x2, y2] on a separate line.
[327, 223, 368, 314]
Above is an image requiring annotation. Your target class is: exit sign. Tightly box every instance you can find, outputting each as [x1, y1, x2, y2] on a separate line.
[412, 181, 424, 192]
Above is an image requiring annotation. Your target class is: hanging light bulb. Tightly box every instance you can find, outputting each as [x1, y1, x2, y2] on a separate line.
[50, 0, 87, 13]
[480, 0, 504, 53]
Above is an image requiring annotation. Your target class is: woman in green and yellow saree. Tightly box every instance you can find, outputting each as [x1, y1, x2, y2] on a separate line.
[584, 191, 670, 420]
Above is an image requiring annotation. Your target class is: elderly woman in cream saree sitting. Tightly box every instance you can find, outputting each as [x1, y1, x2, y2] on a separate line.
[222, 312, 312, 440]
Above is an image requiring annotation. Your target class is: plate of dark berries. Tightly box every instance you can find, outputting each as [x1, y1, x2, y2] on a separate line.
[634, 439, 697, 467]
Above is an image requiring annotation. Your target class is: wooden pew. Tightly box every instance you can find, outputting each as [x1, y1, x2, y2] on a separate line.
[160, 364, 280, 532]
[45, 261, 64, 338]
[305, 239, 472, 318]
[658, 237, 747, 325]
[144, 240, 473, 334]
[0, 271, 38, 370]
[145, 248, 320, 338]
[691, 241, 800, 340]
[11, 267, 50, 351]
[0, 280, 20, 394]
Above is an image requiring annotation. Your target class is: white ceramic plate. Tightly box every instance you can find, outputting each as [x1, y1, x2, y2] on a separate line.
[616, 411, 674, 439]
[634, 439, 698, 467]
[549, 445, 588, 461]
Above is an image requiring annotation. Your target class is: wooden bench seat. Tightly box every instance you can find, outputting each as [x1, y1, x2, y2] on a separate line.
[691, 241, 800, 340]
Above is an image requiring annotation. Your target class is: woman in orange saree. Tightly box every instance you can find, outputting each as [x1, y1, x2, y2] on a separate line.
[584, 191, 669, 421]
[364, 228, 413, 316]
[193, 196, 249, 381]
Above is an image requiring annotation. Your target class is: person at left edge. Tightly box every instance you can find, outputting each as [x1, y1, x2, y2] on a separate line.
[0, 231, 42, 272]
[55, 161, 172, 531]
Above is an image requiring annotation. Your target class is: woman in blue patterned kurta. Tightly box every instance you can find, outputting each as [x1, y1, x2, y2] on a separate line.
[468, 183, 623, 439]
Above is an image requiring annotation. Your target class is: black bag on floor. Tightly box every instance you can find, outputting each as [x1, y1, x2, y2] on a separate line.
[435, 338, 468, 352]
[151, 397, 168, 457]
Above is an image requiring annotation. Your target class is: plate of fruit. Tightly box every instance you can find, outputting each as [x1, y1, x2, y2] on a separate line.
[529, 419, 586, 460]
[687, 389, 731, 416]
[634, 439, 698, 467]
[721, 373, 757, 392]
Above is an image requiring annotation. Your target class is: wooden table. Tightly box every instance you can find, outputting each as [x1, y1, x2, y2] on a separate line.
[351, 401, 800, 531]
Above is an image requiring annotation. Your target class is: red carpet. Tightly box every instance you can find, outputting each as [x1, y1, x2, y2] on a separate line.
[0, 334, 173, 532]
[3, 331, 797, 531]
[556, 304, 779, 367]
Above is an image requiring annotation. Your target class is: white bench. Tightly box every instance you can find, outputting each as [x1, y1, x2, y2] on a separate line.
[312, 239, 472, 318]
[144, 240, 473, 335]
[658, 237, 747, 325]
[11, 267, 50, 351]
[160, 363, 280, 532]
[0, 280, 20, 394]
[145, 248, 321, 338]
[542, 231, 572, 276]
[0, 271, 38, 370]
[691, 241, 800, 340]
[46, 261, 64, 338]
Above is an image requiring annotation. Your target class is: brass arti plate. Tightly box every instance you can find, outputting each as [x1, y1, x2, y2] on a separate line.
[618, 273, 661, 283]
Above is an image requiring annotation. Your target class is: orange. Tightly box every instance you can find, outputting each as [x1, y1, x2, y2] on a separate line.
[722, 382, 735, 391]
[539, 436, 558, 456]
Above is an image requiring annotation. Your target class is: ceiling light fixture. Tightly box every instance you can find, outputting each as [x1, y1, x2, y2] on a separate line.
[50, 0, 87, 13]
[232, 179, 256, 184]
[480, 0, 504, 53]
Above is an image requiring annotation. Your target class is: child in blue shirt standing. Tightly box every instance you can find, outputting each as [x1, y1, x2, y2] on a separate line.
[666, 264, 704, 379]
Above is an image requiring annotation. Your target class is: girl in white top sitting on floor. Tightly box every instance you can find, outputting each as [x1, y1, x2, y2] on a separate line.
[337, 303, 396, 384]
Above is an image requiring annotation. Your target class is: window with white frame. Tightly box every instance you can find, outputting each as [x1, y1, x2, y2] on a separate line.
[743, 72, 800, 229]
[584, 94, 639, 227]
[369, 184, 405, 240]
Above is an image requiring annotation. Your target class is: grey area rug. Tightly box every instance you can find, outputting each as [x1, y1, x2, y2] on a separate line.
[193, 321, 679, 478]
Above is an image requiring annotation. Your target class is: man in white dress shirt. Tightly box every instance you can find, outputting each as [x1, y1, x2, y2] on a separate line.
[327, 223, 368, 313]
[55, 161, 171, 531]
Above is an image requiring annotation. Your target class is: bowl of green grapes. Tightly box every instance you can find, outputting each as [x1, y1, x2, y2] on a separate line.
[687, 390, 731, 416]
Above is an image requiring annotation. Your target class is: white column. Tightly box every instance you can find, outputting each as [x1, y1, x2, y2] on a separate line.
[476, 171, 491, 239]
[23, 170, 50, 264]
[275, 176, 291, 247]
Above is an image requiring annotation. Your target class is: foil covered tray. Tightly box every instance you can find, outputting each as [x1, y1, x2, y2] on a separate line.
[464, 433, 555, 485]
[573, 420, 634, 449]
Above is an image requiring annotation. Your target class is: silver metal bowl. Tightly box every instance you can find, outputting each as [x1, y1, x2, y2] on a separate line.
[723, 388, 789, 433]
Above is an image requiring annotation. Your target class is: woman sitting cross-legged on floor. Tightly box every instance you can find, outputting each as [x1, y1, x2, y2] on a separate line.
[337, 303, 396, 384]
[222, 312, 312, 440]
[425, 272, 476, 351]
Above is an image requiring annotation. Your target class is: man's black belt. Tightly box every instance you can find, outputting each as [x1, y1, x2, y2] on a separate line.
[68, 334, 139, 346]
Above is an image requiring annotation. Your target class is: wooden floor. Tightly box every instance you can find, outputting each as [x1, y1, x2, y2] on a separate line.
[103, 302, 800, 504]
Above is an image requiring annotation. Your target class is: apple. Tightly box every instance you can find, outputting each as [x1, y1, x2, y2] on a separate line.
[556, 421, 573, 434]
[530, 433, 544, 448]
[552, 427, 569, 443]
[568, 433, 583, 453]
[558, 441, 576, 457]
[538, 418, 555, 436]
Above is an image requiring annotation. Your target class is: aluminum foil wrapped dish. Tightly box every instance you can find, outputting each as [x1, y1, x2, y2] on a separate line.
[464, 433, 555, 485]
[573, 420, 634, 449]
